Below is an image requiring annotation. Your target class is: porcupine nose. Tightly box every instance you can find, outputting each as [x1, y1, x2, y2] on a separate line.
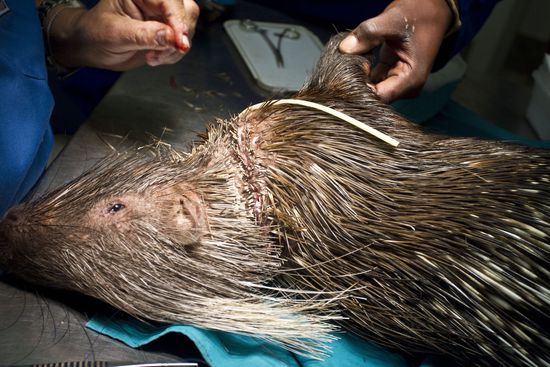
[0, 207, 26, 271]
[0, 207, 25, 245]
[5, 210, 21, 225]
[2, 207, 25, 226]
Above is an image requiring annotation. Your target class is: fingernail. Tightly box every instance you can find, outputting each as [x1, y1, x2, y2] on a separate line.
[340, 35, 358, 52]
[149, 58, 161, 67]
[179, 34, 190, 52]
[156, 29, 168, 46]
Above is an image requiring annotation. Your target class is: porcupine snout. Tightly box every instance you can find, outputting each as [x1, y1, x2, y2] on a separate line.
[0, 206, 28, 267]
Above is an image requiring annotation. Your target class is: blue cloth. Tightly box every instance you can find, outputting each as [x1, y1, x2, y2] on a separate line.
[49, 66, 120, 134]
[87, 315, 409, 367]
[0, 0, 54, 217]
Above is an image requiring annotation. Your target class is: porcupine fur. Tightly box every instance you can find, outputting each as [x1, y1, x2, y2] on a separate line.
[1, 34, 549, 365]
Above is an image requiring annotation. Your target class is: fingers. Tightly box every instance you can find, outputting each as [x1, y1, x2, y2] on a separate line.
[374, 74, 412, 104]
[372, 61, 426, 103]
[175, 0, 200, 51]
[370, 44, 399, 84]
[115, 16, 178, 51]
[136, 0, 199, 52]
[110, 15, 186, 68]
[339, 8, 402, 54]
[182, 0, 199, 38]
[130, 22, 185, 66]
[146, 48, 183, 66]
[339, 22, 381, 55]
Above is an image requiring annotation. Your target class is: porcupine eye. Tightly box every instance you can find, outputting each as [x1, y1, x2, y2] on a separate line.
[108, 203, 125, 214]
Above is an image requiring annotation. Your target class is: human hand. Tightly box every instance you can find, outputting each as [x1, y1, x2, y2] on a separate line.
[339, 0, 452, 103]
[48, 0, 200, 71]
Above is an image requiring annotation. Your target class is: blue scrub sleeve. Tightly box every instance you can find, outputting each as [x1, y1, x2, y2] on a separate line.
[0, 0, 54, 217]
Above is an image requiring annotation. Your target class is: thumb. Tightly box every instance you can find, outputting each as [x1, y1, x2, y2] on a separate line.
[339, 11, 401, 54]
[116, 18, 178, 52]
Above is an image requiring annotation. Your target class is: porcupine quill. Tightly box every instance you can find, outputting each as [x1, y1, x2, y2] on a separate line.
[1, 34, 549, 366]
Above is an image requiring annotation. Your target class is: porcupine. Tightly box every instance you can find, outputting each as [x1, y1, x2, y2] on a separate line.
[0, 34, 548, 366]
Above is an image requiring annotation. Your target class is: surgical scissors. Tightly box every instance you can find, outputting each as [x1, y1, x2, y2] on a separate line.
[239, 19, 300, 68]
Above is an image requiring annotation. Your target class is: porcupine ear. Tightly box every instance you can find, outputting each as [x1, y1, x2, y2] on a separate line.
[296, 32, 378, 104]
